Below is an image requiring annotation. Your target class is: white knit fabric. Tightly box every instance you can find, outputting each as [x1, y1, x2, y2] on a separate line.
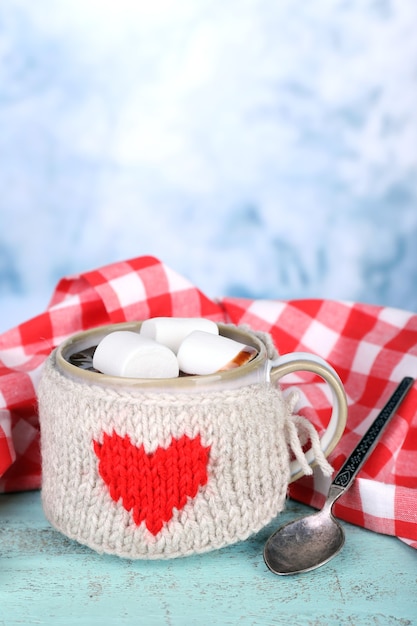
[38, 344, 331, 559]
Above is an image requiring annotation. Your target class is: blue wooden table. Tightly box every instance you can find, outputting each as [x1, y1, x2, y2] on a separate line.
[1, 491, 416, 626]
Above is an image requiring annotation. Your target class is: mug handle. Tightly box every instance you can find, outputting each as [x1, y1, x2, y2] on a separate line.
[268, 352, 348, 482]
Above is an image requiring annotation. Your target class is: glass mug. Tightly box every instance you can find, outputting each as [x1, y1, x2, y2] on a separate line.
[38, 321, 347, 559]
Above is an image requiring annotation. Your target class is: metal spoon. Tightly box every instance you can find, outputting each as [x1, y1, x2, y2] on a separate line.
[264, 376, 414, 575]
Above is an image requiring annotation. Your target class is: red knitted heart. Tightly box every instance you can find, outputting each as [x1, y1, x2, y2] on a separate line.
[93, 431, 211, 535]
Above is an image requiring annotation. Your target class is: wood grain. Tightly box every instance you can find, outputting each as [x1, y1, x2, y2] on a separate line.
[1, 492, 416, 626]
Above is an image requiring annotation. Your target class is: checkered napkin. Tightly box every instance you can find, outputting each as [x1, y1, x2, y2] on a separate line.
[1, 256, 416, 549]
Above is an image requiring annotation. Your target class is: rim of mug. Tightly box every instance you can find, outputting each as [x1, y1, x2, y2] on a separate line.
[55, 321, 267, 390]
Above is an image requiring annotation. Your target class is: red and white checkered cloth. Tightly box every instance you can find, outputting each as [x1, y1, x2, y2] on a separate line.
[1, 256, 416, 549]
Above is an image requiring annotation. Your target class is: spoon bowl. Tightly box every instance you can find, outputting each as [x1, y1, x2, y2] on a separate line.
[264, 377, 414, 575]
[264, 488, 345, 575]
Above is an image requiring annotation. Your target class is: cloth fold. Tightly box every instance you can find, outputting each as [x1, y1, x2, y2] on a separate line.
[1, 255, 416, 548]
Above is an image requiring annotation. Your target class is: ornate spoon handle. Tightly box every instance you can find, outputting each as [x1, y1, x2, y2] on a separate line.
[332, 377, 414, 492]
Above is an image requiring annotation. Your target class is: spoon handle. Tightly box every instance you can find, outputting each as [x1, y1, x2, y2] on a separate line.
[331, 377, 414, 493]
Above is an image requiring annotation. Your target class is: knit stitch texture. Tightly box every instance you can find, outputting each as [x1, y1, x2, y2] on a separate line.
[38, 349, 329, 559]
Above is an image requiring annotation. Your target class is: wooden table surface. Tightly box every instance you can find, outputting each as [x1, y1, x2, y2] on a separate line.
[1, 491, 416, 626]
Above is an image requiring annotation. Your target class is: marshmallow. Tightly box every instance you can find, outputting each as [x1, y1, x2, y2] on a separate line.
[92, 331, 179, 379]
[177, 330, 257, 376]
[140, 317, 218, 353]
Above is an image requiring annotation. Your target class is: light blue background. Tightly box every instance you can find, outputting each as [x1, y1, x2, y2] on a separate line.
[1, 1, 417, 330]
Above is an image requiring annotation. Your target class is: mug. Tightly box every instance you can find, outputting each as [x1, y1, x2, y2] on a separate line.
[38, 321, 347, 559]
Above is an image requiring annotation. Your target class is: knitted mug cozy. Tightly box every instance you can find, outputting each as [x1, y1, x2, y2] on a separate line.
[38, 331, 333, 560]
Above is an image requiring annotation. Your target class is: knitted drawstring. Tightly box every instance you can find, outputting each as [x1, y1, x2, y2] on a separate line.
[284, 390, 334, 477]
